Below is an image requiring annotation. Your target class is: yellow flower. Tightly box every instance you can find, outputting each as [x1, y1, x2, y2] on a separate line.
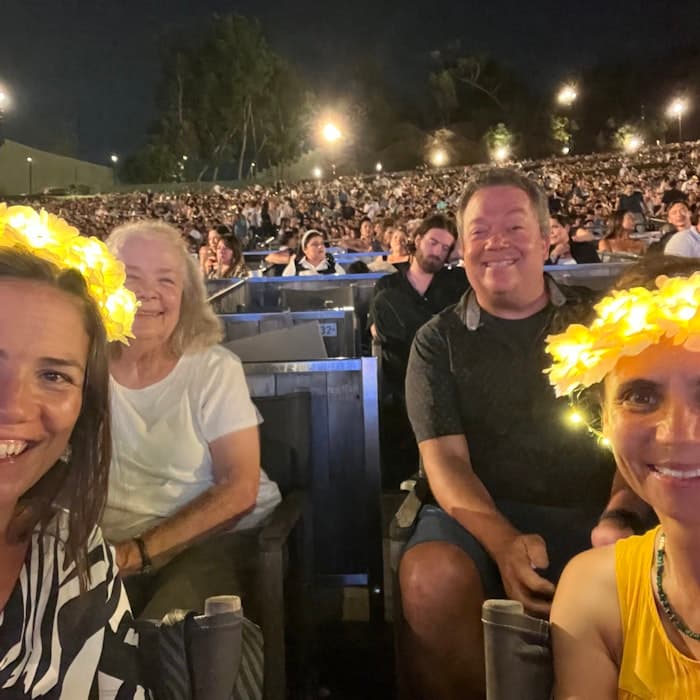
[545, 272, 700, 396]
[0, 204, 137, 343]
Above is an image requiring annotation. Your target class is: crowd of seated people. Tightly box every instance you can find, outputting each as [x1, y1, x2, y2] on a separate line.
[3, 143, 700, 699]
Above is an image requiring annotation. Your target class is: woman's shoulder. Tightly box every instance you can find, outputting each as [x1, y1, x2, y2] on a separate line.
[552, 544, 620, 647]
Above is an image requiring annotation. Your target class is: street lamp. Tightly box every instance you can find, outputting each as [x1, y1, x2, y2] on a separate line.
[557, 83, 578, 107]
[561, 145, 570, 155]
[312, 166, 323, 179]
[493, 145, 510, 162]
[110, 154, 119, 164]
[375, 161, 383, 173]
[624, 135, 643, 153]
[322, 122, 342, 143]
[26, 157, 33, 194]
[430, 148, 448, 167]
[666, 98, 689, 142]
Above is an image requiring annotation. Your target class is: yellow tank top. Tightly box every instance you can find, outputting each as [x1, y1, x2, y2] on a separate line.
[616, 527, 700, 699]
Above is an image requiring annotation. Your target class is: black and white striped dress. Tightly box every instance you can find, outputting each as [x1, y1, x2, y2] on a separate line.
[0, 516, 145, 699]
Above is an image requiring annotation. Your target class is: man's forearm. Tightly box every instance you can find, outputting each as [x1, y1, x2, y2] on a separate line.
[424, 450, 520, 559]
[135, 480, 257, 567]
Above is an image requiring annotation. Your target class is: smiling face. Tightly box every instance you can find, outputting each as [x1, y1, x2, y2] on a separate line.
[0, 280, 87, 509]
[119, 236, 185, 347]
[668, 202, 692, 230]
[462, 186, 548, 315]
[603, 342, 700, 524]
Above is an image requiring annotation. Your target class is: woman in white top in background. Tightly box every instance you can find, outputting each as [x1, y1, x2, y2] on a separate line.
[101, 219, 281, 620]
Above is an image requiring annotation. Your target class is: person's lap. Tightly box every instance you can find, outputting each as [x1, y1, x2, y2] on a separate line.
[124, 529, 260, 620]
[403, 500, 599, 599]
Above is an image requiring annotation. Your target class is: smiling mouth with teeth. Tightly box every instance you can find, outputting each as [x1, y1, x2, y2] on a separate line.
[650, 464, 700, 480]
[0, 440, 30, 459]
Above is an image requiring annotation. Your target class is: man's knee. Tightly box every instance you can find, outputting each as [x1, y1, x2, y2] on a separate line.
[399, 541, 484, 619]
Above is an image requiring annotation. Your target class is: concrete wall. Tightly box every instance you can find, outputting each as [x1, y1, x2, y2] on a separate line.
[0, 140, 114, 196]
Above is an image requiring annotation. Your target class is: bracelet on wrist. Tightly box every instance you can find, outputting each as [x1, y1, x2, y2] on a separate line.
[133, 536, 153, 574]
[598, 508, 645, 535]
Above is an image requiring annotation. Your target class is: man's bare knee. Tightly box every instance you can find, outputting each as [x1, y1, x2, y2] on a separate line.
[399, 541, 484, 622]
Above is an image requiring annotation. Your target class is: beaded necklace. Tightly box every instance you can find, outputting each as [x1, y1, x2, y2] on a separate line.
[656, 532, 700, 642]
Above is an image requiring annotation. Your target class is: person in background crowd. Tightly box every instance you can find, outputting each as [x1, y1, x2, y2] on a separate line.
[617, 182, 647, 227]
[550, 256, 700, 699]
[282, 229, 346, 276]
[661, 179, 687, 209]
[370, 214, 468, 486]
[211, 235, 249, 279]
[199, 225, 226, 276]
[264, 229, 299, 275]
[399, 170, 647, 700]
[664, 200, 700, 257]
[598, 210, 646, 256]
[101, 220, 281, 619]
[386, 228, 411, 265]
[546, 214, 600, 265]
[0, 209, 144, 698]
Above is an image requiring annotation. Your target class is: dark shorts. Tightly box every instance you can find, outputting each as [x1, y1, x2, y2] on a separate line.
[404, 501, 599, 599]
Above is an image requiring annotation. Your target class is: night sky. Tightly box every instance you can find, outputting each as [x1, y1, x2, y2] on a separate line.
[1, 0, 698, 164]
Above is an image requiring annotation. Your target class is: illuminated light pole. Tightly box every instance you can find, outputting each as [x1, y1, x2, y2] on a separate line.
[561, 145, 570, 155]
[493, 145, 510, 163]
[0, 86, 10, 142]
[375, 161, 383, 173]
[322, 122, 342, 143]
[26, 156, 33, 194]
[110, 154, 119, 164]
[312, 166, 323, 179]
[666, 98, 689, 142]
[557, 83, 578, 107]
[430, 148, 448, 167]
[624, 135, 643, 154]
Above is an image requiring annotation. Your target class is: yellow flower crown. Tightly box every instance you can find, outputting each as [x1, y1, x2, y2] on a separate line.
[0, 204, 138, 343]
[545, 272, 700, 397]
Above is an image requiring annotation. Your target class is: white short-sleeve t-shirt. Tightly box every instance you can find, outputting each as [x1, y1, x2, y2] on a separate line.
[102, 345, 281, 542]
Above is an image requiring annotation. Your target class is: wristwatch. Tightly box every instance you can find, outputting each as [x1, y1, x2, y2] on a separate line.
[133, 535, 153, 574]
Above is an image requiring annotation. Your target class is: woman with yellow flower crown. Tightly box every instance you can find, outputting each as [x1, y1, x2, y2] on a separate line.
[0, 205, 144, 697]
[548, 255, 700, 698]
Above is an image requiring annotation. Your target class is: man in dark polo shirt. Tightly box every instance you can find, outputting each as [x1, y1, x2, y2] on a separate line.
[398, 169, 649, 699]
[370, 214, 467, 485]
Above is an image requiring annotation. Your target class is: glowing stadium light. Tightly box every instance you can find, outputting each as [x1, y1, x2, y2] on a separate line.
[493, 146, 510, 162]
[110, 154, 119, 164]
[312, 166, 323, 179]
[182, 155, 189, 161]
[561, 145, 570, 155]
[557, 83, 578, 107]
[375, 161, 383, 172]
[26, 156, 32, 163]
[624, 135, 643, 153]
[430, 149, 448, 167]
[666, 97, 689, 141]
[322, 122, 342, 143]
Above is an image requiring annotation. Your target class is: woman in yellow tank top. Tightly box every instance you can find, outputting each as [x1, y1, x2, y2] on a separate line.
[546, 255, 700, 699]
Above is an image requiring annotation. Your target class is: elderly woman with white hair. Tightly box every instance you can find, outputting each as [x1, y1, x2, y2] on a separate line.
[101, 219, 281, 619]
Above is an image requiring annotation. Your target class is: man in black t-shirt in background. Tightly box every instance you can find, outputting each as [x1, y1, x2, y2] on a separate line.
[398, 169, 650, 700]
[370, 214, 467, 485]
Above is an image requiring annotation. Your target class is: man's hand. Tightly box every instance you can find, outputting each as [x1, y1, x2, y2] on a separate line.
[114, 540, 143, 577]
[590, 519, 634, 548]
[494, 534, 556, 618]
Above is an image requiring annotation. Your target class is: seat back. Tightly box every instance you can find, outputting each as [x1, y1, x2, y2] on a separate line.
[253, 391, 312, 495]
[281, 285, 354, 311]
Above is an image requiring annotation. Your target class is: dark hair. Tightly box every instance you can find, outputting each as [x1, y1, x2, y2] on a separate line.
[0, 247, 111, 590]
[279, 229, 298, 247]
[456, 168, 550, 240]
[347, 260, 370, 274]
[613, 254, 700, 292]
[219, 235, 244, 268]
[550, 213, 570, 228]
[412, 213, 458, 242]
[603, 210, 632, 240]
